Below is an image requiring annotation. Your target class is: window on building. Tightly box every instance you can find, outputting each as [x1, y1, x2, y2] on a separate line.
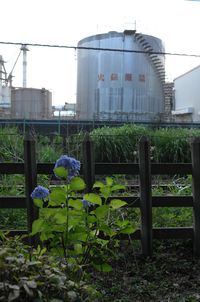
[139, 74, 145, 82]
[98, 73, 104, 81]
[110, 73, 118, 81]
[125, 73, 132, 81]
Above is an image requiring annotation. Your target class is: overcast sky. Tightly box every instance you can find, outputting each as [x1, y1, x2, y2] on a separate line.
[0, 0, 200, 105]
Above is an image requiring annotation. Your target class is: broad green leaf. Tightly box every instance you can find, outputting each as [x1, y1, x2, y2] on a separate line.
[53, 166, 68, 179]
[40, 232, 55, 241]
[31, 218, 44, 235]
[94, 205, 109, 219]
[68, 215, 83, 228]
[116, 219, 130, 228]
[93, 262, 113, 272]
[120, 225, 136, 234]
[70, 177, 86, 191]
[111, 184, 126, 192]
[87, 215, 97, 223]
[49, 187, 66, 206]
[68, 232, 87, 242]
[93, 181, 104, 189]
[68, 198, 83, 210]
[99, 224, 116, 237]
[33, 198, 43, 208]
[83, 193, 102, 206]
[100, 186, 111, 199]
[54, 209, 68, 224]
[74, 243, 83, 254]
[96, 238, 109, 246]
[106, 177, 113, 186]
[41, 208, 55, 218]
[110, 199, 127, 209]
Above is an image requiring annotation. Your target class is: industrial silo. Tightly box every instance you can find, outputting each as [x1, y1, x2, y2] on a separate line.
[0, 55, 11, 116]
[11, 87, 52, 119]
[76, 30, 166, 121]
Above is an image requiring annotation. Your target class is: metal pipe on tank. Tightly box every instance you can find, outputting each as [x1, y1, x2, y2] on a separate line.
[21, 45, 29, 88]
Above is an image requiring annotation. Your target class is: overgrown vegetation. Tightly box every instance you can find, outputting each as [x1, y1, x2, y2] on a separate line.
[90, 124, 200, 162]
[1, 125, 200, 301]
[0, 234, 100, 301]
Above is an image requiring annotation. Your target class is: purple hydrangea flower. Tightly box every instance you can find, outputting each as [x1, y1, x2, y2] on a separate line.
[82, 199, 93, 209]
[54, 155, 80, 179]
[31, 185, 49, 199]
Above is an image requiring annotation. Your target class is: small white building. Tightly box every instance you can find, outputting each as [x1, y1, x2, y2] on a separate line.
[172, 65, 200, 122]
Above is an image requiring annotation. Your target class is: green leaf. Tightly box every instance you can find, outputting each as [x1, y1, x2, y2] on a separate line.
[40, 232, 55, 241]
[100, 186, 111, 199]
[49, 187, 66, 206]
[68, 198, 83, 210]
[74, 243, 83, 254]
[93, 262, 113, 272]
[96, 238, 109, 246]
[94, 205, 109, 219]
[53, 166, 68, 178]
[120, 225, 136, 234]
[83, 193, 102, 206]
[31, 218, 44, 235]
[70, 177, 86, 191]
[41, 208, 55, 218]
[33, 198, 43, 208]
[68, 232, 87, 242]
[106, 177, 113, 186]
[99, 224, 116, 237]
[54, 209, 68, 224]
[87, 215, 97, 223]
[111, 184, 126, 192]
[110, 199, 127, 209]
[93, 181, 104, 189]
[116, 219, 130, 228]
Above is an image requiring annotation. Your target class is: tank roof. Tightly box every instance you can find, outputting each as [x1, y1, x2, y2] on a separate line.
[78, 30, 162, 46]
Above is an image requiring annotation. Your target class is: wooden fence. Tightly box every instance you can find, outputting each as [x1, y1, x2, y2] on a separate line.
[1, 135, 200, 257]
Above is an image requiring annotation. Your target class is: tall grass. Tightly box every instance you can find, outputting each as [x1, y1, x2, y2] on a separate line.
[90, 125, 200, 163]
[90, 124, 148, 162]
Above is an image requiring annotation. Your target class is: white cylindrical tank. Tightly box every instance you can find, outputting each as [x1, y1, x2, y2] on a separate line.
[0, 55, 2, 105]
[0, 55, 11, 109]
[76, 30, 165, 121]
[1, 86, 11, 108]
[11, 87, 52, 119]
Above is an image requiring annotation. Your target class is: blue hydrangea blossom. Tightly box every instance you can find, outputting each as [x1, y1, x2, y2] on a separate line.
[54, 155, 80, 179]
[31, 185, 49, 199]
[82, 199, 93, 209]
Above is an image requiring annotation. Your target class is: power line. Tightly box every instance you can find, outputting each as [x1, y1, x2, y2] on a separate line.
[0, 41, 200, 58]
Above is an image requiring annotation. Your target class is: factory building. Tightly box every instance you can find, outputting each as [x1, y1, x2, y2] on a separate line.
[76, 30, 171, 122]
[172, 65, 200, 122]
[0, 53, 52, 119]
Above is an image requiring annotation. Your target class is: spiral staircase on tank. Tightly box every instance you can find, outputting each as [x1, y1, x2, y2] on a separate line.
[133, 32, 173, 121]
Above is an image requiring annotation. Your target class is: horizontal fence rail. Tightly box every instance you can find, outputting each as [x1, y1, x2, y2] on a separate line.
[0, 135, 200, 256]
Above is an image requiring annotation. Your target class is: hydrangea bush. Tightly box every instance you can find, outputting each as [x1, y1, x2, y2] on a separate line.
[31, 155, 135, 273]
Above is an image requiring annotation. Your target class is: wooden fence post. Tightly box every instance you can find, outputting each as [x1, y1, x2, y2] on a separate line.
[24, 135, 38, 245]
[82, 133, 95, 192]
[139, 136, 152, 257]
[191, 137, 200, 257]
